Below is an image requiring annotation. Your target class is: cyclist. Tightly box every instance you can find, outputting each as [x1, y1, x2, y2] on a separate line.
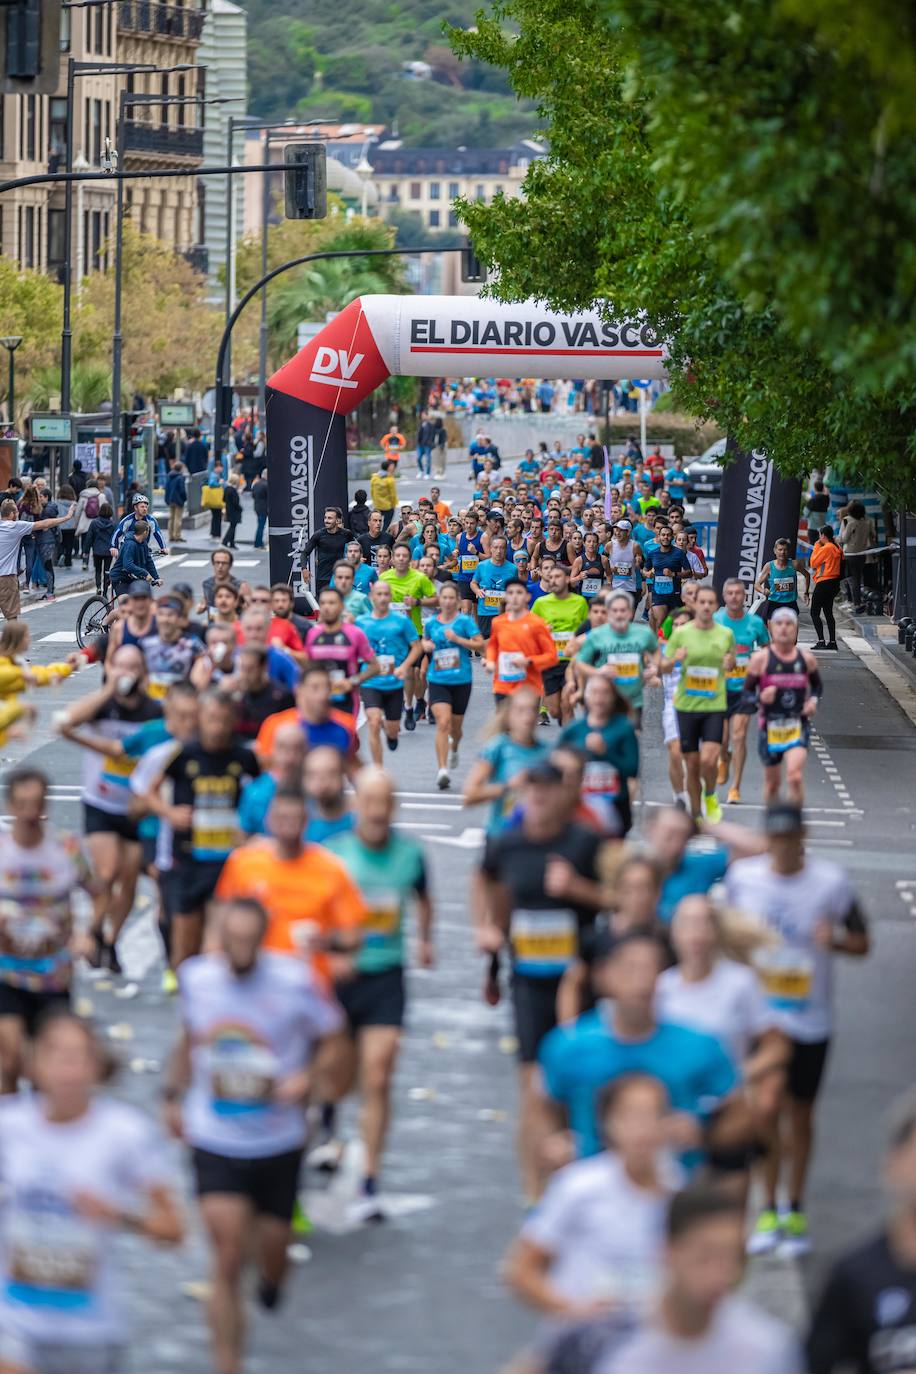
[111, 491, 167, 555]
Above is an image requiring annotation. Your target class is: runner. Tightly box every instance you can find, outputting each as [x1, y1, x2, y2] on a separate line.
[714, 578, 769, 804]
[0, 1012, 182, 1374]
[304, 586, 378, 718]
[104, 579, 157, 663]
[569, 531, 608, 600]
[486, 580, 558, 703]
[573, 590, 658, 728]
[725, 804, 869, 1256]
[233, 646, 296, 743]
[477, 760, 606, 1199]
[60, 644, 161, 972]
[358, 509, 395, 569]
[332, 557, 373, 620]
[254, 664, 358, 770]
[380, 543, 437, 729]
[141, 593, 209, 700]
[743, 607, 822, 805]
[146, 689, 259, 967]
[645, 522, 691, 633]
[558, 674, 639, 834]
[470, 534, 517, 640]
[531, 567, 589, 726]
[356, 581, 424, 764]
[0, 769, 94, 1092]
[755, 537, 811, 620]
[326, 771, 434, 1221]
[299, 506, 353, 592]
[237, 720, 307, 839]
[607, 519, 643, 598]
[421, 581, 484, 789]
[303, 746, 355, 844]
[661, 586, 735, 823]
[661, 607, 691, 805]
[164, 896, 346, 1374]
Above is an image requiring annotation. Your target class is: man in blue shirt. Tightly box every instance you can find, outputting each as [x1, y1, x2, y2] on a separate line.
[665, 456, 689, 505]
[356, 580, 423, 764]
[646, 806, 730, 925]
[539, 929, 747, 1165]
[470, 534, 516, 638]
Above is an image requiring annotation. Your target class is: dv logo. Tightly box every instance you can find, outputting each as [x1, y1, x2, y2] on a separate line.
[309, 346, 364, 390]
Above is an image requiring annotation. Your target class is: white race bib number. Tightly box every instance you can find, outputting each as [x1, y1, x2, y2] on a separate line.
[727, 652, 750, 684]
[483, 590, 505, 611]
[753, 947, 814, 1011]
[583, 761, 620, 797]
[497, 651, 527, 684]
[210, 1039, 278, 1112]
[582, 577, 602, 597]
[552, 630, 573, 660]
[459, 555, 479, 575]
[610, 652, 640, 680]
[433, 647, 460, 672]
[375, 654, 395, 676]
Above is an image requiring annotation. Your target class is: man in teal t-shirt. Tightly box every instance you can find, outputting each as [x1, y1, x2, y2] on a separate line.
[573, 589, 659, 721]
[714, 578, 769, 805]
[325, 770, 433, 1221]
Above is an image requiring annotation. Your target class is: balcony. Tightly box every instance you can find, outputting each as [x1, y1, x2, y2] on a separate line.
[122, 120, 204, 160]
[118, 2, 205, 42]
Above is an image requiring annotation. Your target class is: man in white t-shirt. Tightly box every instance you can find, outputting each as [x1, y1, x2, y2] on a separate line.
[0, 496, 76, 619]
[164, 896, 346, 1374]
[597, 1187, 802, 1374]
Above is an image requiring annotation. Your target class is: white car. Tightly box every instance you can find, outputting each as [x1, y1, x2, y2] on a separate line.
[684, 437, 727, 498]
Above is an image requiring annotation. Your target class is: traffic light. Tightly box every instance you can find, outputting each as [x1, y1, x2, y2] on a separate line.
[0, 0, 61, 95]
[461, 240, 486, 283]
[122, 412, 143, 455]
[283, 144, 327, 221]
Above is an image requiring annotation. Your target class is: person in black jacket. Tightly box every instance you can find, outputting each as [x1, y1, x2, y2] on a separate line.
[251, 471, 268, 549]
[222, 473, 243, 549]
[416, 411, 435, 478]
[87, 503, 117, 593]
[348, 489, 371, 536]
[164, 461, 188, 544]
[301, 507, 352, 590]
[109, 521, 162, 595]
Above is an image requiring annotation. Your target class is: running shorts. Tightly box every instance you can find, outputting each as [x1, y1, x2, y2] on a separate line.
[191, 1146, 304, 1219]
[171, 859, 224, 915]
[786, 1038, 830, 1103]
[757, 719, 811, 768]
[83, 802, 140, 844]
[478, 616, 496, 640]
[542, 663, 569, 698]
[726, 692, 754, 719]
[334, 965, 406, 1032]
[511, 972, 562, 1064]
[0, 983, 69, 1036]
[360, 686, 404, 721]
[675, 709, 725, 754]
[428, 681, 473, 715]
[764, 599, 799, 621]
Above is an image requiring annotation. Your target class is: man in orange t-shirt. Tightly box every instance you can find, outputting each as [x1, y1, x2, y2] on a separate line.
[215, 786, 365, 985]
[486, 578, 558, 700]
[254, 664, 358, 772]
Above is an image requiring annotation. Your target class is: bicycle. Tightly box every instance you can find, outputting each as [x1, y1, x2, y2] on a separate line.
[75, 590, 116, 649]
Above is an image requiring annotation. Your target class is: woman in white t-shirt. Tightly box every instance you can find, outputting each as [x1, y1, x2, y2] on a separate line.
[0, 1013, 183, 1374]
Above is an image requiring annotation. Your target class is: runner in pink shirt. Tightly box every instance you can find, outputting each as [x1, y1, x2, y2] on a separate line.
[305, 586, 379, 716]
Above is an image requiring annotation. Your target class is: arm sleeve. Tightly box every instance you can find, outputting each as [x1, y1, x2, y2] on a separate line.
[152, 519, 166, 553]
[111, 516, 129, 551]
[615, 721, 640, 780]
[808, 667, 824, 698]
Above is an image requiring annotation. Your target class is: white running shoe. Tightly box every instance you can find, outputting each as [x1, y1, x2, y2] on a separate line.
[436, 768, 450, 790]
[448, 747, 459, 769]
[307, 1138, 345, 1173]
[348, 1192, 386, 1226]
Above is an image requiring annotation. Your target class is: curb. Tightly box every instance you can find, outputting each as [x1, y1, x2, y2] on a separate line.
[833, 607, 916, 727]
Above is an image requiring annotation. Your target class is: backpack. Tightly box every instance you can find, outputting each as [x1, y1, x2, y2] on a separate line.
[84, 493, 100, 519]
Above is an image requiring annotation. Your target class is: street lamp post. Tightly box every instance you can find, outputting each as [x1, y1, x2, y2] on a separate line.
[0, 338, 22, 433]
[72, 151, 91, 303]
[355, 152, 374, 219]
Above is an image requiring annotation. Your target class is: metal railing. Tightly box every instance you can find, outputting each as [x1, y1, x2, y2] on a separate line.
[122, 120, 204, 159]
[118, 2, 205, 41]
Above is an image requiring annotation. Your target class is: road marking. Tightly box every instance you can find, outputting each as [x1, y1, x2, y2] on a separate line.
[230, 560, 260, 567]
[424, 827, 485, 849]
[393, 821, 452, 831]
[400, 802, 463, 812]
[39, 630, 78, 643]
[176, 558, 209, 567]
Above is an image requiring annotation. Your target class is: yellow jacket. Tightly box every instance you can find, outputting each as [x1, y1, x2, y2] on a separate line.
[0, 655, 75, 746]
[370, 472, 398, 512]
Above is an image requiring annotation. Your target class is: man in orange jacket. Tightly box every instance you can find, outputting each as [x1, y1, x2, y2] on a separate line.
[486, 578, 558, 703]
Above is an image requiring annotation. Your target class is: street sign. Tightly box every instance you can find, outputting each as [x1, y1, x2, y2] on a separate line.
[159, 402, 195, 427]
[30, 413, 72, 443]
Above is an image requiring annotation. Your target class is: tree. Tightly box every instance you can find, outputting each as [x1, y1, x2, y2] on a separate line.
[449, 0, 916, 505]
[0, 257, 62, 423]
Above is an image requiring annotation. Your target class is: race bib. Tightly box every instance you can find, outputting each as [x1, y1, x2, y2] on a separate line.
[6, 1203, 98, 1310]
[582, 577, 603, 597]
[364, 889, 401, 942]
[753, 947, 814, 1011]
[433, 647, 460, 672]
[773, 575, 795, 596]
[653, 575, 674, 596]
[147, 674, 171, 700]
[511, 907, 576, 974]
[766, 716, 803, 752]
[684, 665, 719, 698]
[727, 652, 750, 685]
[483, 590, 505, 611]
[102, 754, 136, 783]
[210, 1038, 278, 1113]
[583, 761, 620, 798]
[613, 563, 633, 578]
[610, 652, 640, 680]
[375, 654, 395, 676]
[497, 651, 527, 683]
[191, 805, 237, 860]
[552, 630, 573, 660]
[459, 555, 479, 575]
[391, 601, 411, 617]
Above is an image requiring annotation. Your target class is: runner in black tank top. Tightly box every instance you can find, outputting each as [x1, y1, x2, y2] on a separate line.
[742, 607, 822, 805]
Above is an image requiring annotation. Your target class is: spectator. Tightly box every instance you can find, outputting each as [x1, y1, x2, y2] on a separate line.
[56, 484, 78, 567]
[203, 461, 225, 543]
[416, 410, 434, 478]
[74, 476, 106, 570]
[370, 460, 398, 530]
[348, 489, 371, 536]
[69, 459, 88, 497]
[839, 499, 876, 612]
[251, 469, 269, 550]
[222, 472, 243, 549]
[805, 478, 831, 533]
[87, 501, 116, 594]
[183, 427, 209, 475]
[164, 460, 188, 545]
[432, 415, 448, 477]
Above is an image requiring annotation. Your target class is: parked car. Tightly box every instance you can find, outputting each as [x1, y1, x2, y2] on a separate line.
[684, 437, 727, 499]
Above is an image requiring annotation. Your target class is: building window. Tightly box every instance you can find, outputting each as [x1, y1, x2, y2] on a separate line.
[177, 76, 186, 126]
[448, 181, 459, 198]
[125, 71, 135, 120]
[492, 183, 503, 197]
[24, 206, 35, 268]
[91, 211, 102, 272]
[102, 212, 110, 271]
[448, 210, 458, 228]
[60, 8, 70, 52]
[475, 183, 485, 200]
[92, 100, 102, 164]
[161, 73, 170, 125]
[49, 98, 66, 170]
[106, 3, 113, 55]
[409, 181, 421, 200]
[47, 208, 65, 273]
[93, 4, 104, 53]
[387, 185, 399, 202]
[429, 182, 441, 200]
[428, 209, 440, 227]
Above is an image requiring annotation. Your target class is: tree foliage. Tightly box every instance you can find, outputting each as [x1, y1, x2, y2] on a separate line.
[450, 0, 916, 505]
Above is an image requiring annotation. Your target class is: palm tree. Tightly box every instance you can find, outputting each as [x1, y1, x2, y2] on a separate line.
[265, 257, 398, 367]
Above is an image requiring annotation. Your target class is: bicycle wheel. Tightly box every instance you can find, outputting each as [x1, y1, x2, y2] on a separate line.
[75, 595, 110, 650]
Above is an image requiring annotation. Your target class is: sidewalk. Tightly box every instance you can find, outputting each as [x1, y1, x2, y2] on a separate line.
[832, 603, 916, 727]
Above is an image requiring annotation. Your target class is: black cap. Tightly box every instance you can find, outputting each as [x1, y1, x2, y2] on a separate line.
[525, 761, 565, 786]
[173, 582, 194, 599]
[487, 508, 506, 521]
[765, 803, 804, 836]
[127, 580, 152, 598]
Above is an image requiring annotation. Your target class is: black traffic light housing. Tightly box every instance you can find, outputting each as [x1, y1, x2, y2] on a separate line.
[461, 240, 485, 283]
[284, 144, 327, 221]
[1, 0, 61, 95]
[122, 412, 143, 452]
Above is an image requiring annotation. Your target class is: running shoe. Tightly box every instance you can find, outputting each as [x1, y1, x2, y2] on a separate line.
[105, 942, 123, 976]
[385, 734, 399, 752]
[436, 768, 450, 790]
[161, 968, 179, 995]
[812, 640, 827, 650]
[414, 701, 427, 723]
[780, 1209, 811, 1256]
[448, 746, 459, 769]
[307, 1138, 345, 1173]
[716, 758, 729, 786]
[746, 1208, 781, 1256]
[291, 1200, 313, 1237]
[404, 711, 416, 733]
[703, 793, 723, 824]
[349, 1191, 386, 1225]
[825, 641, 839, 650]
[726, 786, 741, 804]
[538, 710, 550, 727]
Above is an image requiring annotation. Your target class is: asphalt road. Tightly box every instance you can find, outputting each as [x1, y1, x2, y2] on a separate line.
[6, 468, 916, 1372]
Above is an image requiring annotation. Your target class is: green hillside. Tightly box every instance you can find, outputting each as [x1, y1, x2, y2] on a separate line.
[240, 0, 539, 146]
